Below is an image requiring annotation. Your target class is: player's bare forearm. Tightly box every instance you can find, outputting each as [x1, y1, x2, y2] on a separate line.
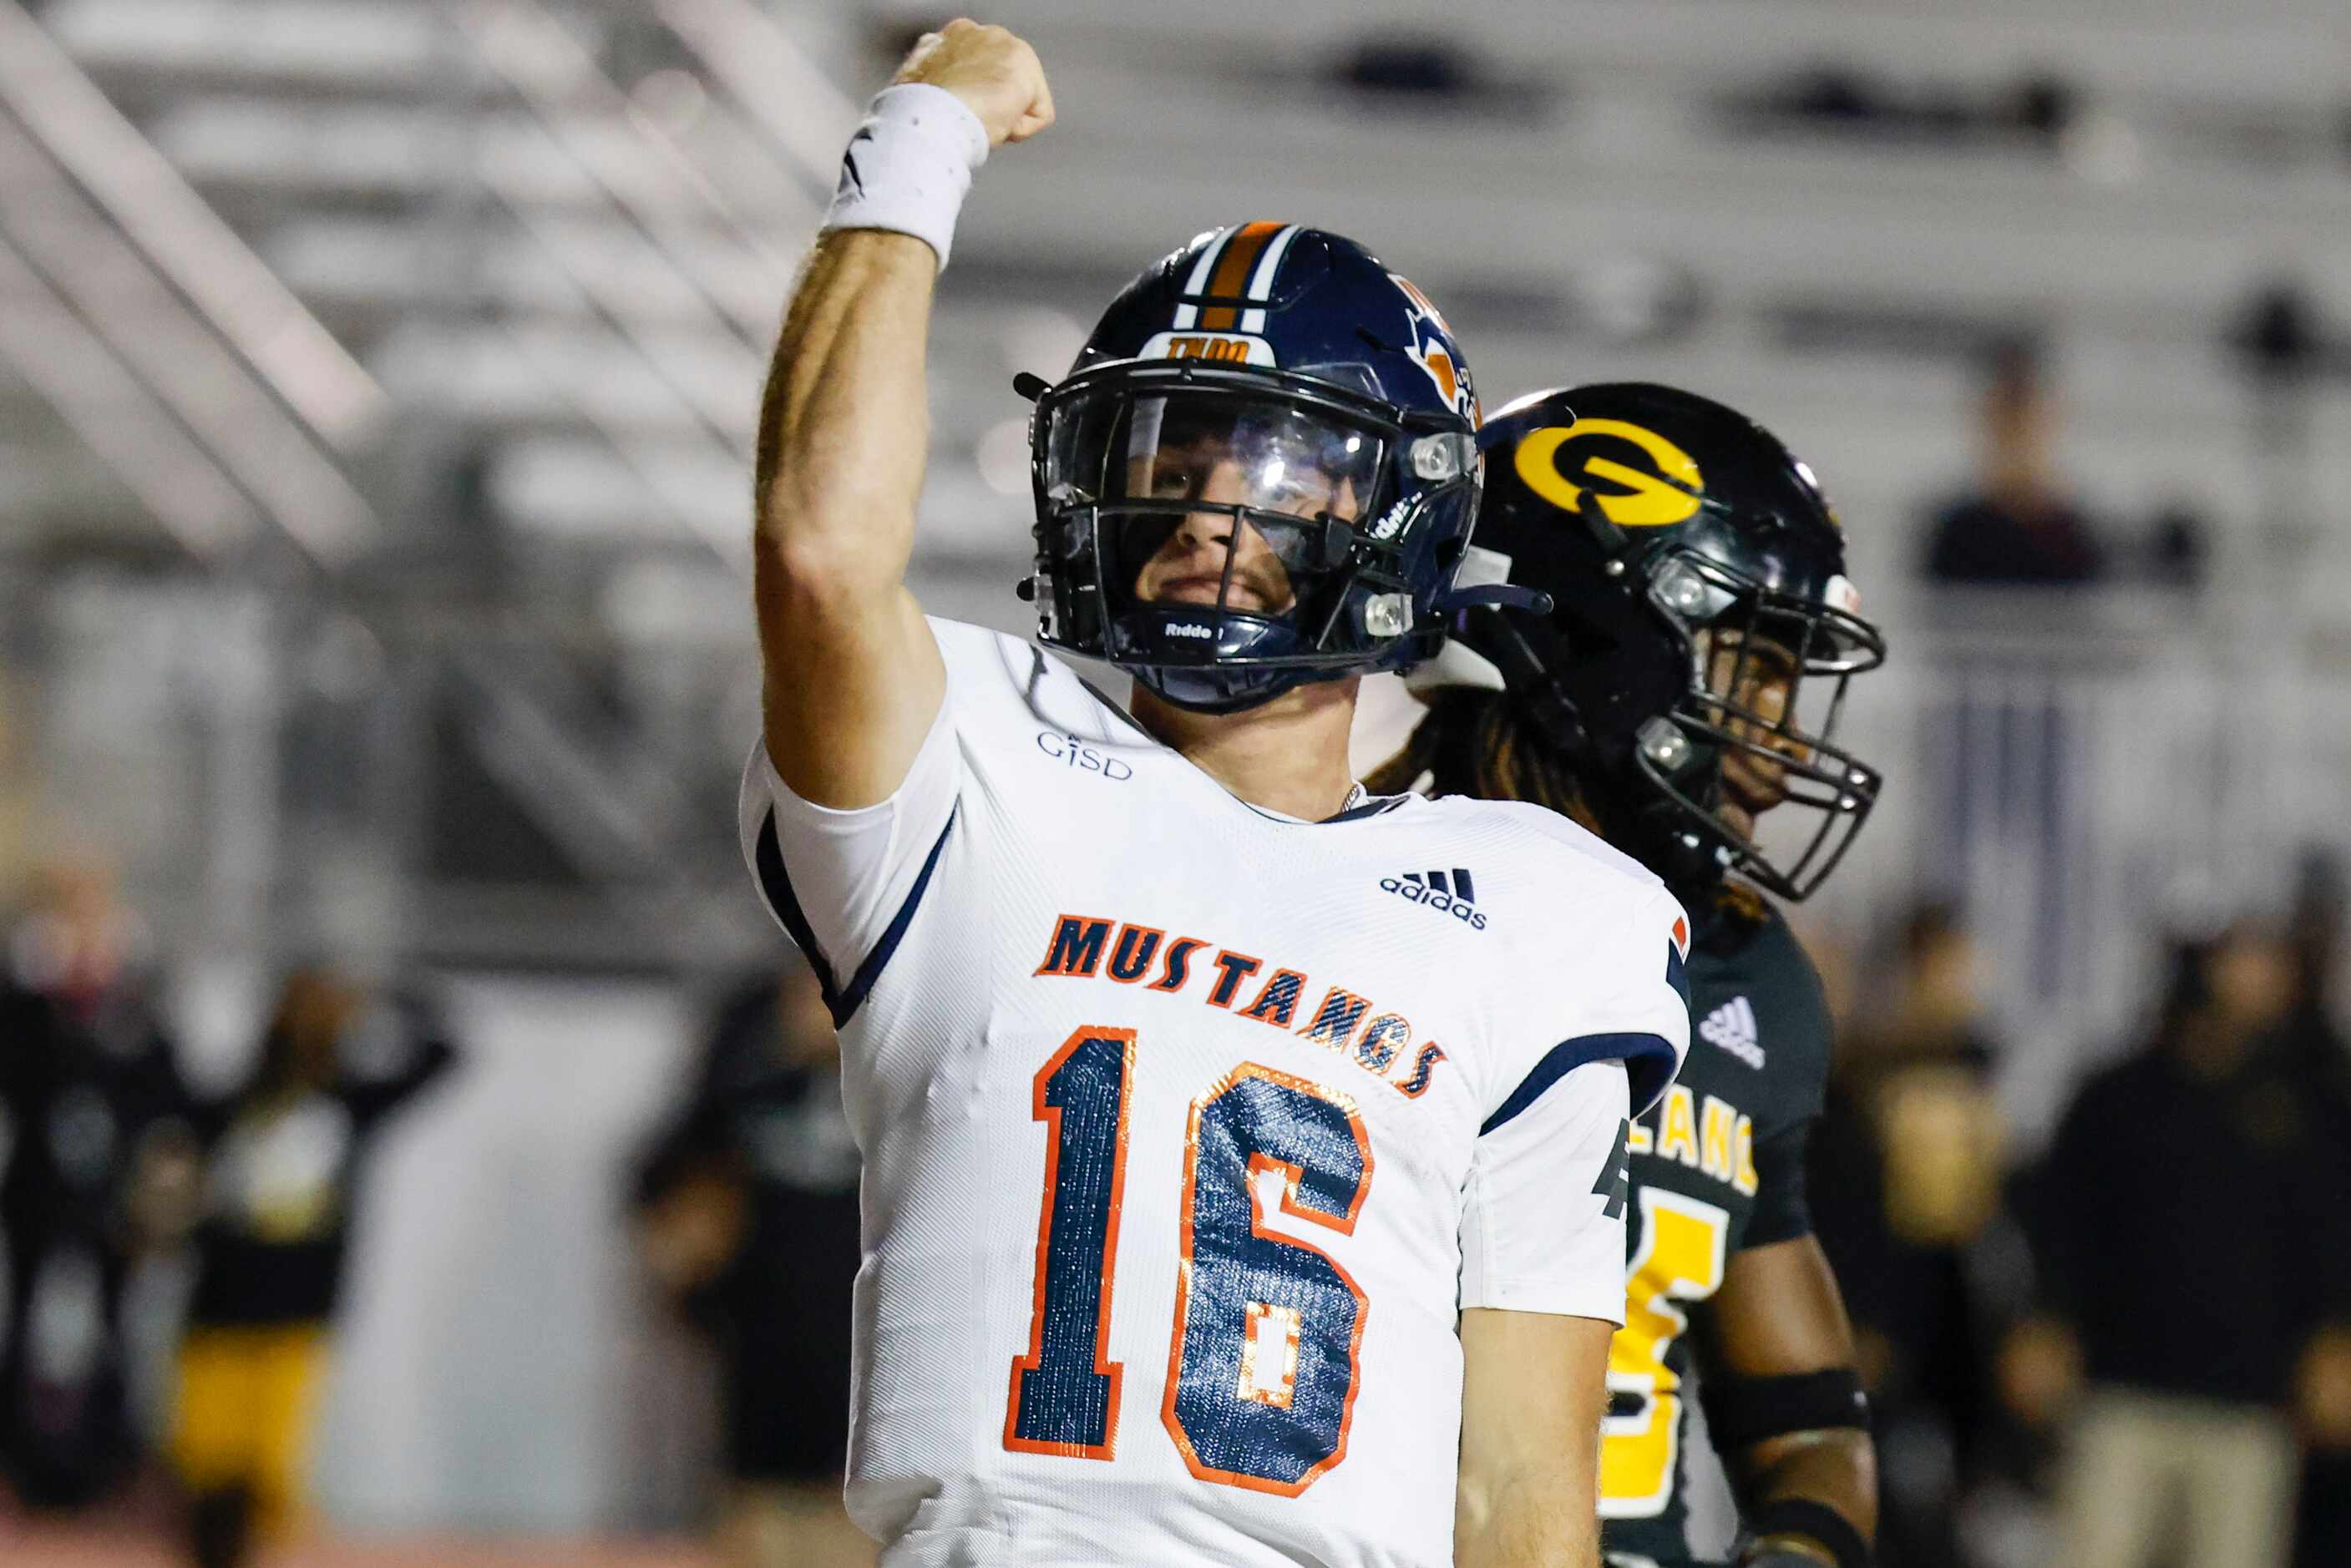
[1701, 1237, 1878, 1555]
[1456, 1471, 1599, 1568]
[751, 20, 1051, 808]
[1456, 1308, 1609, 1568]
[753, 227, 945, 807]
[755, 228, 935, 584]
[1730, 1427, 1877, 1555]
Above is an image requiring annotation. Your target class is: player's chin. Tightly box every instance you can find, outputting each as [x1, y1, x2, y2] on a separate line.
[1147, 580, 1277, 616]
[1720, 755, 1792, 817]
[1719, 761, 1802, 844]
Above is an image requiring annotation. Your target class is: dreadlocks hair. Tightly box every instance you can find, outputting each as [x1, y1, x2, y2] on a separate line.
[1361, 688, 1594, 827]
[1364, 687, 1771, 928]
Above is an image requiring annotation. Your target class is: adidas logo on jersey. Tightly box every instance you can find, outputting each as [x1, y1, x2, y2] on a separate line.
[1379, 868, 1487, 931]
[1698, 996, 1765, 1069]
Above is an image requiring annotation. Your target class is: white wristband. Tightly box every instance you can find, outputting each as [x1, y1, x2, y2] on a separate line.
[819, 83, 990, 272]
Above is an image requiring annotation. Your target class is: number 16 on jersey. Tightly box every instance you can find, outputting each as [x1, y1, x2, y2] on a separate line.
[1005, 1025, 1375, 1494]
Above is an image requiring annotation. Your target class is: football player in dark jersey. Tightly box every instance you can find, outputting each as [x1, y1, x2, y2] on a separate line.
[1368, 384, 1884, 1568]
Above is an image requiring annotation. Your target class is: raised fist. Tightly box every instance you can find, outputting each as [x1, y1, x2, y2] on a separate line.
[893, 19, 1054, 147]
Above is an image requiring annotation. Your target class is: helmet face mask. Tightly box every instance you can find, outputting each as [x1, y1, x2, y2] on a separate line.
[1033, 361, 1472, 711]
[1633, 546, 1887, 901]
[1452, 384, 1890, 902]
[1026, 226, 1487, 713]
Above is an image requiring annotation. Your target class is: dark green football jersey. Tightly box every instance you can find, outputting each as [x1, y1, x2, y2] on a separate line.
[1599, 888, 1834, 1567]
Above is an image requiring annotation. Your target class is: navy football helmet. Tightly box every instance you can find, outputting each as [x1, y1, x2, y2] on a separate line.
[1447, 384, 1887, 901]
[1019, 224, 1537, 712]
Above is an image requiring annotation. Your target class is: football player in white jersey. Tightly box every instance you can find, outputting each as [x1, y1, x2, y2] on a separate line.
[737, 22, 1692, 1568]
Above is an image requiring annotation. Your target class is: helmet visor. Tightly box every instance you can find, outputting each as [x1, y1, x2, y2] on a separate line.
[1117, 392, 1382, 526]
[1041, 386, 1391, 627]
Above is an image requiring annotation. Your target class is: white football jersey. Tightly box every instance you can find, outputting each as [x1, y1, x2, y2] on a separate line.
[738, 618, 1692, 1568]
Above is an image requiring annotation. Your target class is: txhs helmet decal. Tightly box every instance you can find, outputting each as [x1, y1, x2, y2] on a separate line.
[1513, 418, 1706, 529]
[1389, 274, 1477, 424]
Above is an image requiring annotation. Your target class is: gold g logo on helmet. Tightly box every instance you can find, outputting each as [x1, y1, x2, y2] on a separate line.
[1513, 419, 1705, 528]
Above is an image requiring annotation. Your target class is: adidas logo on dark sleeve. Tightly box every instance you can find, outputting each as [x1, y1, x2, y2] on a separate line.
[1378, 867, 1488, 931]
[1698, 995, 1766, 1069]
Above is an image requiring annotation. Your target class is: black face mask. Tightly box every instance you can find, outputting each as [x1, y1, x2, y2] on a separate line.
[1627, 550, 1885, 902]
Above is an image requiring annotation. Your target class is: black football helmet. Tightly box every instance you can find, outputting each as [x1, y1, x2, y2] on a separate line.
[1018, 224, 1541, 713]
[1444, 384, 1887, 900]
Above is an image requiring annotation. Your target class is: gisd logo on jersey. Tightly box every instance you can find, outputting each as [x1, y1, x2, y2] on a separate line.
[1140, 330, 1276, 367]
[1513, 419, 1705, 528]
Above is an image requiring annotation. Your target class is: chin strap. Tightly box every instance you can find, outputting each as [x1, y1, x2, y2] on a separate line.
[1432, 581, 1552, 616]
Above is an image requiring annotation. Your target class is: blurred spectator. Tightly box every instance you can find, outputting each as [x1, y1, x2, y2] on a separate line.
[168, 968, 457, 1568]
[2015, 921, 2351, 1568]
[2144, 500, 2211, 590]
[1924, 342, 2108, 586]
[633, 969, 866, 1568]
[2275, 854, 2351, 1567]
[2275, 849, 2346, 1085]
[0, 860, 194, 1510]
[1915, 345, 2108, 1016]
[1811, 903, 2009, 1568]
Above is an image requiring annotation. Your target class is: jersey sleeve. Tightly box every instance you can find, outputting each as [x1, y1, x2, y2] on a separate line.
[735, 626, 963, 1027]
[1459, 1059, 1631, 1322]
[1738, 913, 1834, 1250]
[1740, 1116, 1816, 1248]
[1487, 881, 1694, 1125]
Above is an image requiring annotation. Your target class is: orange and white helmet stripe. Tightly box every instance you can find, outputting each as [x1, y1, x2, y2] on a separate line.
[1170, 222, 1301, 332]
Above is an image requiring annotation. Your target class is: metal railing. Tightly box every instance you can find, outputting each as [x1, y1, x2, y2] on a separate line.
[3, 0, 840, 904]
[0, 1, 385, 564]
